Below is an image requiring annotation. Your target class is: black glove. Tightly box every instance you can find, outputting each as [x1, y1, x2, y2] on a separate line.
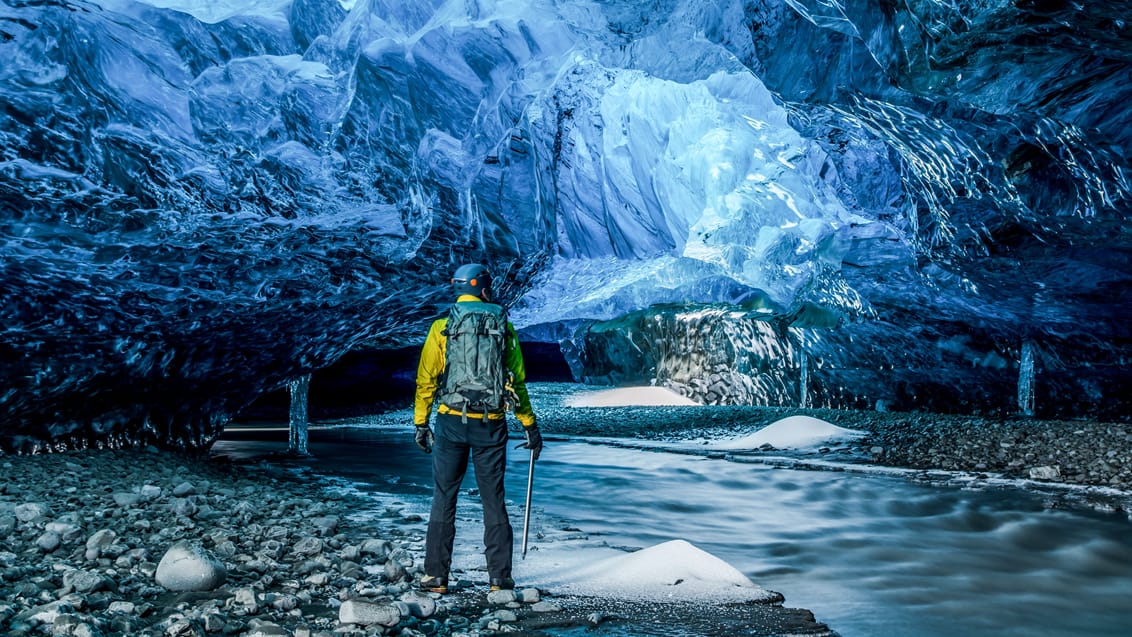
[414, 425, 434, 453]
[521, 424, 543, 461]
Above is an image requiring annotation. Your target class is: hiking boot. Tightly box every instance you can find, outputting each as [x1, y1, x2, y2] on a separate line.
[489, 576, 515, 591]
[419, 575, 448, 594]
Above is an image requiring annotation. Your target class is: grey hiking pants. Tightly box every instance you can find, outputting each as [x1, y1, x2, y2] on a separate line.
[425, 412, 513, 581]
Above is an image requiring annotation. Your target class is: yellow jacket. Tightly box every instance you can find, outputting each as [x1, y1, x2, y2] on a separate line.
[413, 296, 537, 428]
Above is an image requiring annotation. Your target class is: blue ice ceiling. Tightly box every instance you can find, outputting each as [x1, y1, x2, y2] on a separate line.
[1, 0, 1129, 450]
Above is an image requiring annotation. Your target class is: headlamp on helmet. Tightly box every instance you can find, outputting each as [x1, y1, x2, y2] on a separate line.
[451, 263, 492, 299]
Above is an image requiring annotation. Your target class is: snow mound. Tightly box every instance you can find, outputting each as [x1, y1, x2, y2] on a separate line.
[565, 386, 698, 407]
[710, 415, 865, 450]
[545, 539, 777, 603]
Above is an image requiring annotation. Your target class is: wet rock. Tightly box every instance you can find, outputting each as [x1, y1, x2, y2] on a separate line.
[171, 498, 198, 518]
[310, 516, 339, 536]
[382, 559, 407, 583]
[14, 502, 51, 524]
[292, 536, 323, 556]
[62, 568, 106, 593]
[107, 601, 136, 614]
[112, 492, 141, 507]
[12, 595, 83, 626]
[165, 618, 195, 636]
[398, 591, 436, 618]
[155, 540, 227, 591]
[202, 611, 226, 633]
[244, 619, 289, 636]
[1029, 466, 1062, 481]
[359, 539, 390, 559]
[388, 547, 414, 567]
[304, 571, 330, 586]
[588, 611, 621, 626]
[338, 599, 401, 626]
[270, 594, 299, 612]
[232, 586, 260, 613]
[83, 531, 117, 561]
[530, 600, 563, 612]
[483, 608, 518, 626]
[85, 529, 116, 553]
[45, 520, 83, 542]
[213, 540, 237, 559]
[487, 589, 518, 605]
[35, 531, 60, 553]
[52, 612, 81, 634]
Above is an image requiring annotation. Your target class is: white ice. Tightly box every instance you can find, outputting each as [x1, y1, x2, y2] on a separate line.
[564, 386, 699, 407]
[92, 0, 293, 23]
[708, 415, 865, 450]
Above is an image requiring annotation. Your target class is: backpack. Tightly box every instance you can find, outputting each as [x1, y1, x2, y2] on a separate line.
[438, 302, 511, 417]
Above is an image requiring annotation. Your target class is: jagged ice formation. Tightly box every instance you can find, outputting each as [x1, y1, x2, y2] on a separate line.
[1, 0, 1129, 451]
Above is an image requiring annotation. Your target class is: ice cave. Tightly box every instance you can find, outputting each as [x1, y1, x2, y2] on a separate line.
[1, 0, 1129, 451]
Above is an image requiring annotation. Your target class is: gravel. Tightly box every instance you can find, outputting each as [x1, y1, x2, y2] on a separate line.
[0, 444, 834, 636]
[0, 449, 562, 636]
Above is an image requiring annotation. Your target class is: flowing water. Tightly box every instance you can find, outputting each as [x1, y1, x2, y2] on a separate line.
[215, 421, 1132, 637]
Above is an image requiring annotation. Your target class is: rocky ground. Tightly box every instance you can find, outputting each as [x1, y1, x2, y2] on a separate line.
[0, 445, 833, 637]
[3, 389, 1129, 637]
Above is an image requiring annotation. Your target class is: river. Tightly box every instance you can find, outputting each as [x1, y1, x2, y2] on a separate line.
[215, 408, 1132, 637]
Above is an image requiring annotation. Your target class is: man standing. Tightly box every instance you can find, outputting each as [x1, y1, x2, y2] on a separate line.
[412, 263, 543, 594]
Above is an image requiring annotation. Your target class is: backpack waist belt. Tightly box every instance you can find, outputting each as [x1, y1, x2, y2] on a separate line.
[438, 404, 506, 421]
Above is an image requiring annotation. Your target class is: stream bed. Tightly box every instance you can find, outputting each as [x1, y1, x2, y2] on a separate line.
[215, 416, 1132, 637]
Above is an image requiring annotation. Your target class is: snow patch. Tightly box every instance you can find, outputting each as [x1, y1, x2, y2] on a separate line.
[535, 539, 776, 603]
[711, 415, 864, 450]
[564, 386, 698, 407]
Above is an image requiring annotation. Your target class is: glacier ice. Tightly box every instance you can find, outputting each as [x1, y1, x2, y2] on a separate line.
[0, 0, 1129, 450]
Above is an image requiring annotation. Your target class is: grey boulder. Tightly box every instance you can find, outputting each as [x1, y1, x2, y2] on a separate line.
[155, 540, 227, 591]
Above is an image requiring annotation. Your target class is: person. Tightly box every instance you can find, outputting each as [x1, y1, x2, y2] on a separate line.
[412, 263, 543, 594]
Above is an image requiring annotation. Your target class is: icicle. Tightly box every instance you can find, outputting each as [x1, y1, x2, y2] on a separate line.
[289, 374, 312, 456]
[1018, 340, 1035, 417]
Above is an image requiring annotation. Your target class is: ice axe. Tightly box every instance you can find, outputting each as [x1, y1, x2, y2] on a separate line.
[521, 444, 535, 559]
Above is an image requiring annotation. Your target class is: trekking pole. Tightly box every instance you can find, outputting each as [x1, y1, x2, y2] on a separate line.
[521, 446, 535, 559]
